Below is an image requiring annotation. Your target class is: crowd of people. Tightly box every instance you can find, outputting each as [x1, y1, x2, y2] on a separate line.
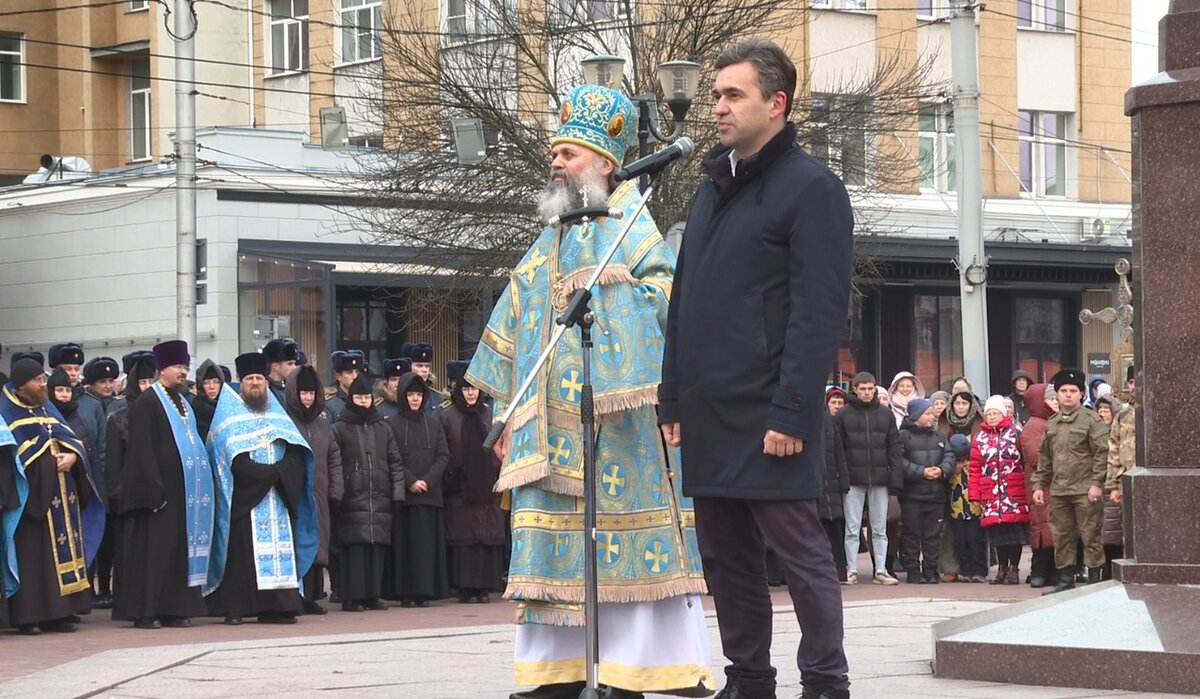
[0, 338, 507, 634]
[817, 366, 1136, 593]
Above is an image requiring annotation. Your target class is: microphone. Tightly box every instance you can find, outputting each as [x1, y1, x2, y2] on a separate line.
[613, 137, 696, 183]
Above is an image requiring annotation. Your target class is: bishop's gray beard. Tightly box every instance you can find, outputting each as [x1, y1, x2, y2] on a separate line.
[536, 163, 611, 224]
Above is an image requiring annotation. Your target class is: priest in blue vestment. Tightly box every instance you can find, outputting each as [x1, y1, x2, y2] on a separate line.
[0, 356, 104, 634]
[466, 84, 714, 699]
[112, 340, 218, 630]
[204, 352, 317, 625]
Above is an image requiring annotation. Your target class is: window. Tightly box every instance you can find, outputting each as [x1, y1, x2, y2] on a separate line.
[918, 105, 955, 193]
[447, 0, 468, 39]
[558, 0, 631, 23]
[1015, 297, 1070, 383]
[348, 133, 384, 148]
[128, 0, 149, 10]
[916, 0, 951, 19]
[340, 0, 382, 64]
[1017, 0, 1065, 31]
[129, 56, 151, 161]
[913, 294, 963, 394]
[1019, 110, 1069, 197]
[810, 93, 871, 187]
[270, 0, 309, 74]
[810, 0, 868, 10]
[0, 33, 22, 103]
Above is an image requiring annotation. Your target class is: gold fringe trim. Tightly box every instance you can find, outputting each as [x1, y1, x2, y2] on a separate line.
[504, 577, 708, 609]
[493, 460, 551, 493]
[594, 386, 659, 417]
[512, 602, 584, 626]
[546, 407, 584, 431]
[557, 266, 636, 297]
[542, 473, 584, 497]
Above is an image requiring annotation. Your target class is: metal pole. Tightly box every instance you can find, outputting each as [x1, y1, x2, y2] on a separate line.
[175, 0, 198, 352]
[950, 0, 990, 396]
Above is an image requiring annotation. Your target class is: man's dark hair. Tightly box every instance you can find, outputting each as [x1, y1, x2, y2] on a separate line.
[714, 39, 797, 117]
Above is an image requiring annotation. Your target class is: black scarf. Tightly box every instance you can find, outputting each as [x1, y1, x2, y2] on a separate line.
[341, 399, 377, 426]
[51, 397, 79, 418]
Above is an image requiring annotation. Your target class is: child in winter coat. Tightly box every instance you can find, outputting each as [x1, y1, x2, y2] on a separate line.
[898, 398, 955, 583]
[947, 433, 987, 582]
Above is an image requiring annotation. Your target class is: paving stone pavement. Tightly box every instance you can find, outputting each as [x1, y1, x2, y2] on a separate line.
[1, 597, 1183, 699]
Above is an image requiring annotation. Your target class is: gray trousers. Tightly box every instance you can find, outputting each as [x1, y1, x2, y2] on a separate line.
[694, 497, 850, 692]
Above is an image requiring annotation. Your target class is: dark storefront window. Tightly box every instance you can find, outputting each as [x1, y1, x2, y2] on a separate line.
[1014, 297, 1068, 383]
[238, 254, 331, 370]
[913, 293, 963, 393]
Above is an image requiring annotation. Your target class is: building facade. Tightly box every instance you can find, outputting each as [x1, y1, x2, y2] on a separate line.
[0, 0, 1138, 393]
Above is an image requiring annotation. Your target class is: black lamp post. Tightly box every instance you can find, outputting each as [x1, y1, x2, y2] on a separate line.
[581, 55, 702, 191]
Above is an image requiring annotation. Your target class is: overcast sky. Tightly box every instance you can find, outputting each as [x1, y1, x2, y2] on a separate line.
[1131, 0, 1171, 85]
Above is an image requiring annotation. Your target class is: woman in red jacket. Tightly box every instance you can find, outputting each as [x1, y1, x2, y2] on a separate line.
[969, 395, 1031, 585]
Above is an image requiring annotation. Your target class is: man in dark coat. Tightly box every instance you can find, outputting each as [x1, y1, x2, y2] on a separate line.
[264, 338, 300, 405]
[658, 39, 853, 699]
[837, 372, 904, 585]
[112, 340, 216, 630]
[205, 352, 317, 626]
[331, 374, 405, 611]
[1008, 370, 1033, 425]
[375, 357, 411, 420]
[383, 372, 450, 606]
[284, 364, 343, 615]
[324, 351, 364, 425]
[78, 356, 120, 608]
[402, 343, 445, 417]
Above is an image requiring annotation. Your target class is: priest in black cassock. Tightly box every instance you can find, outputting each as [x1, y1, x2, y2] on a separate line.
[204, 353, 317, 625]
[113, 340, 216, 630]
[0, 357, 104, 635]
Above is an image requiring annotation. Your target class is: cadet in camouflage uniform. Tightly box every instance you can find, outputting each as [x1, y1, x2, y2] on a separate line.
[1031, 368, 1110, 594]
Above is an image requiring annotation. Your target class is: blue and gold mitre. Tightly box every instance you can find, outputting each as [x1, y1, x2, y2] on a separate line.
[551, 85, 637, 167]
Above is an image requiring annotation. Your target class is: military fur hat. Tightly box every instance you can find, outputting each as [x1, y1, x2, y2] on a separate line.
[263, 338, 300, 364]
[1050, 369, 1087, 393]
[83, 357, 120, 384]
[48, 342, 84, 368]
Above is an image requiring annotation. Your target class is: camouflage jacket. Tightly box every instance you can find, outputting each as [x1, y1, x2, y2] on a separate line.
[1032, 406, 1109, 496]
[1105, 404, 1136, 494]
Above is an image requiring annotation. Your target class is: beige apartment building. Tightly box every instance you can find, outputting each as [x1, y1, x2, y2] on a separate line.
[0, 0, 1137, 392]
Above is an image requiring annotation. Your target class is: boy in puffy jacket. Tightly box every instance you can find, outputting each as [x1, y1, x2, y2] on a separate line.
[898, 398, 955, 583]
[902, 401, 955, 586]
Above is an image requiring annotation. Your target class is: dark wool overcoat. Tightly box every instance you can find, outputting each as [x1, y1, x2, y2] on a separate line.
[659, 123, 854, 499]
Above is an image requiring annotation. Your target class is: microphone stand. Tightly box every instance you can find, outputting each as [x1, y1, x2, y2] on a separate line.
[483, 170, 667, 699]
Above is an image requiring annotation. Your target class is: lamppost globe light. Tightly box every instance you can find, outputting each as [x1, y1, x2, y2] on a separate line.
[581, 54, 626, 89]
[656, 60, 701, 105]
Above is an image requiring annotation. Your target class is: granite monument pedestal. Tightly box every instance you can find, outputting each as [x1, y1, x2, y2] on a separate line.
[932, 2, 1200, 694]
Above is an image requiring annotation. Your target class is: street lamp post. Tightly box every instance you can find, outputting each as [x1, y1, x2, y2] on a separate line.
[581, 56, 701, 191]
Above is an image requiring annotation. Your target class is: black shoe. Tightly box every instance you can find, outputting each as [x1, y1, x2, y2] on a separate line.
[906, 570, 925, 584]
[1029, 576, 1047, 588]
[509, 682, 587, 699]
[93, 593, 114, 610]
[475, 593, 491, 604]
[800, 687, 850, 699]
[366, 598, 390, 610]
[17, 624, 41, 636]
[64, 614, 83, 623]
[303, 601, 328, 615]
[134, 617, 161, 630]
[1044, 569, 1076, 595]
[1087, 567, 1102, 585]
[924, 570, 939, 584]
[329, 592, 341, 604]
[224, 616, 243, 625]
[342, 602, 365, 612]
[43, 619, 79, 633]
[417, 599, 430, 608]
[715, 683, 776, 699]
[162, 616, 192, 628]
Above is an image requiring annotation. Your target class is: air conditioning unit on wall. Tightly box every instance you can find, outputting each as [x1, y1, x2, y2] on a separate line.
[1080, 217, 1107, 243]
